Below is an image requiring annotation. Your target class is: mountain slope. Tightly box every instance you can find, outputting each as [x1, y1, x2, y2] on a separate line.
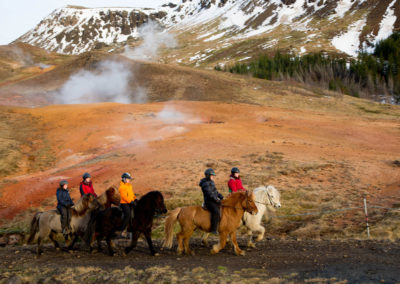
[14, 0, 400, 66]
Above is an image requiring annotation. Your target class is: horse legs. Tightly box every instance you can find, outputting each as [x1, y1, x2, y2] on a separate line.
[49, 231, 60, 250]
[106, 237, 115, 256]
[36, 237, 42, 256]
[183, 230, 195, 256]
[201, 233, 209, 247]
[230, 231, 245, 256]
[211, 232, 227, 255]
[97, 236, 103, 252]
[176, 230, 184, 255]
[124, 231, 140, 255]
[144, 229, 157, 256]
[67, 235, 78, 251]
[247, 223, 265, 248]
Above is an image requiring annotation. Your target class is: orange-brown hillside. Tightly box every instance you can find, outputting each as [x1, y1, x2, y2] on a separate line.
[0, 45, 399, 238]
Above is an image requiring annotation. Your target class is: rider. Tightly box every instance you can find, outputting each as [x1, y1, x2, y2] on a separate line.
[79, 172, 97, 197]
[199, 168, 224, 235]
[228, 167, 246, 193]
[56, 180, 74, 238]
[118, 172, 137, 234]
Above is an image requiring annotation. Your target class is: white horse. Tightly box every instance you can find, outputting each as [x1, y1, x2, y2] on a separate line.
[202, 185, 281, 248]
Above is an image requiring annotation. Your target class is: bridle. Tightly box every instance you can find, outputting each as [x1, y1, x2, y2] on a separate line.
[254, 187, 277, 207]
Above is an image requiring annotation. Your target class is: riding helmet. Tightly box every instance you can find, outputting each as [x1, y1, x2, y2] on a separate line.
[121, 172, 132, 179]
[231, 167, 240, 174]
[59, 180, 68, 187]
[204, 168, 216, 177]
[82, 172, 91, 180]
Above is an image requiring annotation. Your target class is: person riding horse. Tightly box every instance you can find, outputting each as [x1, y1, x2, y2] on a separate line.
[79, 172, 97, 197]
[199, 168, 224, 235]
[56, 180, 74, 238]
[118, 172, 137, 236]
[228, 167, 246, 193]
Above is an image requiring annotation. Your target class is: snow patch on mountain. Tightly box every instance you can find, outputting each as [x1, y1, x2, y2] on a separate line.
[332, 18, 367, 56]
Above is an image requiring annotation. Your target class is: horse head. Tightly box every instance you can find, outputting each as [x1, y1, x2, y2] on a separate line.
[138, 191, 168, 215]
[243, 190, 258, 215]
[266, 185, 281, 208]
[106, 187, 121, 206]
[87, 194, 101, 210]
[73, 194, 99, 214]
[153, 191, 168, 215]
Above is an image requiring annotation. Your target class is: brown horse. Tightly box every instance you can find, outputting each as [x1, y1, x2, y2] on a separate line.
[27, 194, 100, 255]
[162, 191, 258, 256]
[96, 187, 121, 209]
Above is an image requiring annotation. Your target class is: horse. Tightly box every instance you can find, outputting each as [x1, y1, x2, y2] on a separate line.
[27, 194, 100, 255]
[202, 185, 281, 248]
[162, 191, 258, 256]
[96, 186, 121, 209]
[87, 191, 167, 256]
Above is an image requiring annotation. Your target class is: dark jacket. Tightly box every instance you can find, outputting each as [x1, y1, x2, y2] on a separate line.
[56, 187, 74, 209]
[199, 178, 223, 204]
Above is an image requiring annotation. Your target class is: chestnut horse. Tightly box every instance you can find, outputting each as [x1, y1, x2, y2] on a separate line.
[162, 191, 258, 256]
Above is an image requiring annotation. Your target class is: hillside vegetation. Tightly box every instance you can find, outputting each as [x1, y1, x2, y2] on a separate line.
[225, 32, 400, 103]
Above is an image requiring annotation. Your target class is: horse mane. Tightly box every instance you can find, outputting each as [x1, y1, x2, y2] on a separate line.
[97, 190, 108, 205]
[97, 187, 119, 208]
[221, 191, 247, 207]
[138, 191, 163, 205]
[254, 186, 269, 204]
[72, 195, 91, 216]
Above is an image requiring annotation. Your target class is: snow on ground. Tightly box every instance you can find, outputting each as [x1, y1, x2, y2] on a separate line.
[204, 32, 226, 42]
[329, 0, 353, 19]
[375, 0, 397, 42]
[331, 18, 366, 57]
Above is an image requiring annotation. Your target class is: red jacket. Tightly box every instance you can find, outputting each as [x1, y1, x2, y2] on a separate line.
[80, 181, 97, 197]
[228, 175, 245, 193]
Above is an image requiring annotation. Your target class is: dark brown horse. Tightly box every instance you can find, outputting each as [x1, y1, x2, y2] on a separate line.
[88, 191, 167, 256]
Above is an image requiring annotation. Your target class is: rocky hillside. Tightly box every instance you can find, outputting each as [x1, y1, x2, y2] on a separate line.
[14, 0, 400, 66]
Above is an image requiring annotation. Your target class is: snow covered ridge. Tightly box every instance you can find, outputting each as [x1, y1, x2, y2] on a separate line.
[15, 0, 400, 57]
[16, 7, 166, 54]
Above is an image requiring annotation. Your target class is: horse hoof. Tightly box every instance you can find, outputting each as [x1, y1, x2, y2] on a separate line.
[210, 249, 218, 255]
[190, 251, 195, 256]
[153, 253, 160, 257]
[236, 250, 245, 256]
[201, 241, 209, 247]
[256, 236, 263, 242]
[177, 251, 183, 256]
[247, 242, 256, 248]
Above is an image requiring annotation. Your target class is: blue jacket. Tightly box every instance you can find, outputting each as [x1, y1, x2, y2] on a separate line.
[199, 178, 223, 204]
[56, 187, 74, 209]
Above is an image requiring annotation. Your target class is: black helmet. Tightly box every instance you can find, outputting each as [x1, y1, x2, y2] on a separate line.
[204, 168, 216, 177]
[231, 167, 240, 174]
[121, 172, 132, 179]
[59, 180, 68, 187]
[82, 172, 91, 180]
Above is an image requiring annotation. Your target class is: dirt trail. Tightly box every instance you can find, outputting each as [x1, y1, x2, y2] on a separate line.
[0, 238, 399, 283]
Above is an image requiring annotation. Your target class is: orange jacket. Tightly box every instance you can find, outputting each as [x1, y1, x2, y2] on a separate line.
[118, 181, 136, 204]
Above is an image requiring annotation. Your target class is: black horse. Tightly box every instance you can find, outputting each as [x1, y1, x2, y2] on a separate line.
[88, 191, 167, 256]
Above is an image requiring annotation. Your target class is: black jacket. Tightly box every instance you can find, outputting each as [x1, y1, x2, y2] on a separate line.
[199, 178, 223, 204]
[56, 187, 74, 209]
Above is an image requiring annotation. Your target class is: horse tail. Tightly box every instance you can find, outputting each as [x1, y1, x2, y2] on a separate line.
[162, 207, 181, 249]
[27, 212, 42, 244]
